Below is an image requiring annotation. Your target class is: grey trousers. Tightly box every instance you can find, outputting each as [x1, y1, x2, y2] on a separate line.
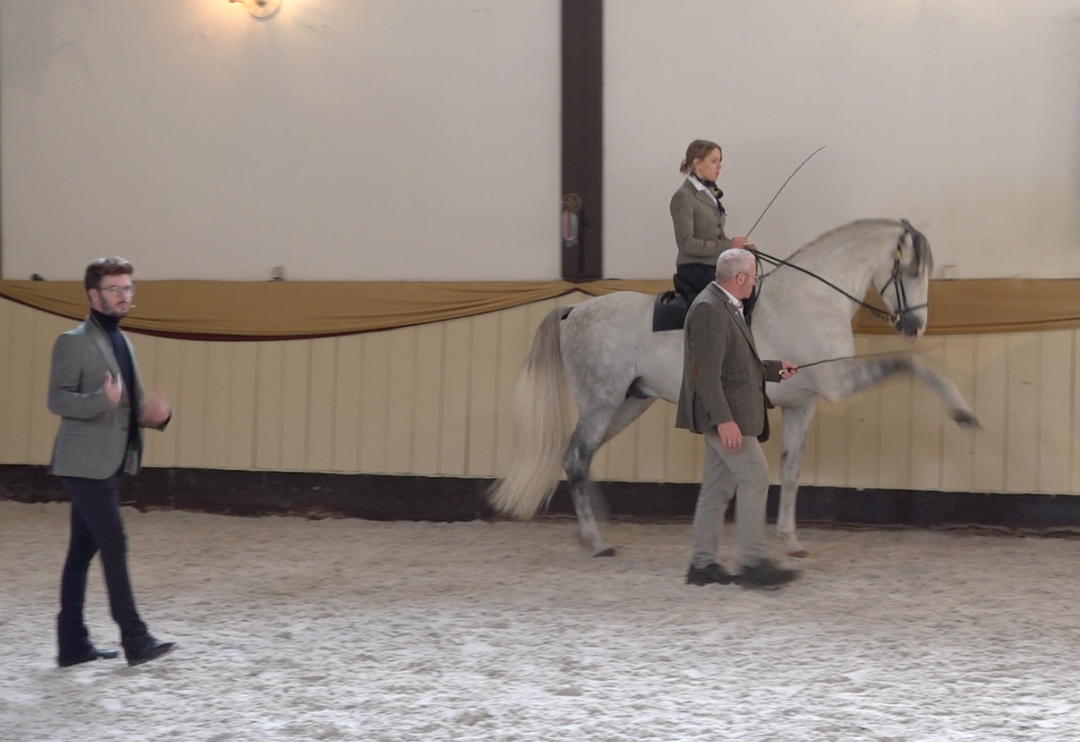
[690, 430, 770, 569]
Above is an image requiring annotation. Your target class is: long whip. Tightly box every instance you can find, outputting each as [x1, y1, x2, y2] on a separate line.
[744, 145, 826, 238]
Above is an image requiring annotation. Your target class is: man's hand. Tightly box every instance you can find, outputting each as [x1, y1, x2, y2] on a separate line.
[138, 389, 172, 428]
[717, 420, 742, 450]
[103, 371, 122, 407]
[731, 236, 756, 251]
[779, 361, 799, 381]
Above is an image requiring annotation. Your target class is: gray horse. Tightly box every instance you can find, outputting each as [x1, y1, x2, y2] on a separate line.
[490, 218, 980, 557]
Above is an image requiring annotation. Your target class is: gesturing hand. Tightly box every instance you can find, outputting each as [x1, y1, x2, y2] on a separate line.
[103, 371, 122, 407]
[139, 389, 172, 428]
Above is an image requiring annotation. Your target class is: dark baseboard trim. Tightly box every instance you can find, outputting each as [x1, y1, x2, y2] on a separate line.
[2, 465, 1080, 533]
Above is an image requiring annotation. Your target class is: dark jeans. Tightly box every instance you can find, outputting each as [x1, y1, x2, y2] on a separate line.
[57, 473, 149, 658]
[675, 262, 715, 305]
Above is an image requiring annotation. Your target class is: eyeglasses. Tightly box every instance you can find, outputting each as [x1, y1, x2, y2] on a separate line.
[98, 285, 136, 296]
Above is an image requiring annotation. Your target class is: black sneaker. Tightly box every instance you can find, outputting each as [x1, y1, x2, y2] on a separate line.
[686, 562, 737, 586]
[739, 559, 799, 590]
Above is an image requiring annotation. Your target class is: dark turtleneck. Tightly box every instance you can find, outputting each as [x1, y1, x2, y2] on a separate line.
[92, 309, 139, 444]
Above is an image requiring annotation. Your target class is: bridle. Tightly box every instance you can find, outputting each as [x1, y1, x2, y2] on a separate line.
[754, 220, 928, 332]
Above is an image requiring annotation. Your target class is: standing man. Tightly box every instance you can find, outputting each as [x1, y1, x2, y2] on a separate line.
[676, 249, 800, 589]
[50, 257, 176, 667]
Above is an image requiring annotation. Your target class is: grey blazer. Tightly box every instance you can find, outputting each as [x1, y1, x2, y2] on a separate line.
[48, 316, 151, 478]
[670, 178, 732, 266]
[675, 283, 782, 439]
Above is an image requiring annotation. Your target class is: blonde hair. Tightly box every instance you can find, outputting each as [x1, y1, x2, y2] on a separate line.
[679, 139, 721, 175]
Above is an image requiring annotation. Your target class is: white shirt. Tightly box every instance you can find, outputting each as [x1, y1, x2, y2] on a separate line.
[715, 282, 744, 318]
[687, 175, 719, 207]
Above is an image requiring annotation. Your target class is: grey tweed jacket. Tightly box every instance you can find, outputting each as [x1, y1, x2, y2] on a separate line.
[675, 282, 781, 439]
[47, 316, 155, 478]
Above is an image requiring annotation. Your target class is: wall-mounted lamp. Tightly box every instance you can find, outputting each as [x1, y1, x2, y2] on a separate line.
[229, 0, 282, 19]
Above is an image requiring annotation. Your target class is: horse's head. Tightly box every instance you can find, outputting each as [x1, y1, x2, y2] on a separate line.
[874, 219, 933, 341]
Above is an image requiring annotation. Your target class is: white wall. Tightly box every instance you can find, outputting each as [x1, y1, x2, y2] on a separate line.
[4, 1, 1080, 282]
[0, 0, 561, 281]
[606, 0, 1080, 280]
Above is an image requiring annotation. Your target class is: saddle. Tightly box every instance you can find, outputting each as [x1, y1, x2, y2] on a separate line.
[652, 273, 696, 332]
[653, 273, 759, 332]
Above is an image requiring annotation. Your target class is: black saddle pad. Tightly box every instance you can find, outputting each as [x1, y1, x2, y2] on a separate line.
[653, 291, 687, 332]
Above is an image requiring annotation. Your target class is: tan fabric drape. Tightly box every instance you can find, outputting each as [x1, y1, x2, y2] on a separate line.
[0, 278, 1076, 340]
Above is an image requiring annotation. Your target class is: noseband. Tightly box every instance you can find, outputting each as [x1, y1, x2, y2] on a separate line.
[874, 219, 929, 331]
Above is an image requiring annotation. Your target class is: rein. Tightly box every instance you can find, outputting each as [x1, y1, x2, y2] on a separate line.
[740, 148, 926, 331]
[754, 221, 929, 331]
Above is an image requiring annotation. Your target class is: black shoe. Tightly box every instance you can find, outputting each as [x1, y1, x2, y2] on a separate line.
[739, 559, 799, 589]
[58, 646, 121, 668]
[686, 562, 737, 586]
[125, 638, 176, 667]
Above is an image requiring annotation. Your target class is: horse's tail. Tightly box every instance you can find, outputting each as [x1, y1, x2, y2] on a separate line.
[489, 306, 574, 519]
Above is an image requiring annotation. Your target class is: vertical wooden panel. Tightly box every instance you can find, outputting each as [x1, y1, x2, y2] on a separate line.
[1005, 334, 1040, 492]
[176, 340, 209, 468]
[254, 341, 286, 471]
[28, 312, 69, 463]
[278, 341, 312, 471]
[203, 342, 235, 470]
[466, 313, 500, 476]
[1037, 330, 1072, 493]
[331, 335, 363, 472]
[847, 335, 883, 488]
[972, 334, 1009, 492]
[307, 337, 337, 473]
[664, 407, 701, 483]
[1072, 329, 1080, 493]
[0, 299, 13, 463]
[359, 331, 390, 473]
[157, 336, 184, 468]
[635, 400, 669, 482]
[412, 323, 445, 476]
[493, 305, 530, 477]
[814, 395, 850, 487]
[143, 335, 181, 468]
[227, 343, 259, 471]
[439, 318, 472, 476]
[130, 333, 158, 466]
[2, 303, 36, 464]
[385, 327, 418, 474]
[941, 335, 977, 492]
[906, 338, 944, 490]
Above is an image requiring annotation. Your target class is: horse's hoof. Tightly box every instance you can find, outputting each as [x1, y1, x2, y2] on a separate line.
[594, 547, 617, 558]
[787, 548, 811, 559]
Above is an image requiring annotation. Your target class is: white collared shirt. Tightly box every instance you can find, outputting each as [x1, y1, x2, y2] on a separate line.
[687, 175, 718, 207]
[715, 282, 744, 318]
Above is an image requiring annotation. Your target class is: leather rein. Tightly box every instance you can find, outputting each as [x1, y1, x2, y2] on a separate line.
[753, 220, 928, 332]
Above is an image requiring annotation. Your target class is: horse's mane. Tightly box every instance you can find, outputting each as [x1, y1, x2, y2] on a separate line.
[782, 218, 933, 275]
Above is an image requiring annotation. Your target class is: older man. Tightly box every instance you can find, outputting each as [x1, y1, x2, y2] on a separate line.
[675, 248, 800, 589]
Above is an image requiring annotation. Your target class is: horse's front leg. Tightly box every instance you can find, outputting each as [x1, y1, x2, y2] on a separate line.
[564, 424, 615, 557]
[777, 401, 816, 558]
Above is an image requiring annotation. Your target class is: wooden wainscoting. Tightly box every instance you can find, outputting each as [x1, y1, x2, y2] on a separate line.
[1, 295, 1078, 495]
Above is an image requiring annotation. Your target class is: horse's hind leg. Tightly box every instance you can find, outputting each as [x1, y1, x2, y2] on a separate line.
[777, 402, 816, 558]
[564, 396, 656, 557]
